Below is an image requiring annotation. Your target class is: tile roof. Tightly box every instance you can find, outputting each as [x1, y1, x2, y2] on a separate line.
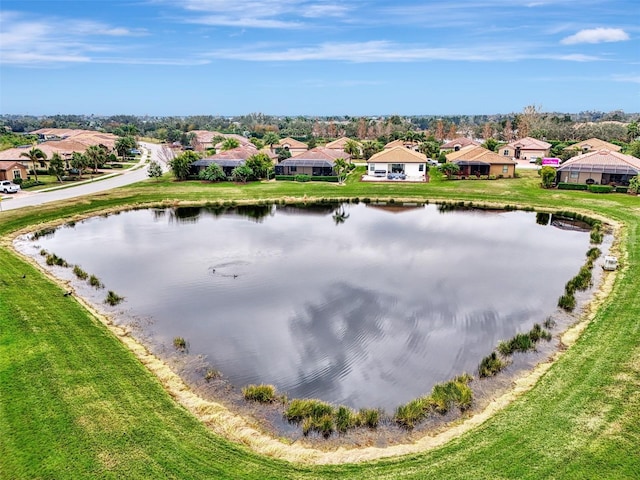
[0, 161, 26, 171]
[204, 145, 258, 160]
[506, 137, 552, 150]
[368, 146, 427, 164]
[441, 137, 480, 149]
[279, 137, 308, 149]
[290, 147, 350, 161]
[565, 138, 622, 152]
[446, 145, 516, 165]
[557, 149, 640, 172]
[325, 137, 356, 149]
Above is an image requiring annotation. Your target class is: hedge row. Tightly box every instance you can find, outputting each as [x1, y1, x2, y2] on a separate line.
[587, 185, 613, 193]
[275, 175, 338, 182]
[557, 183, 588, 191]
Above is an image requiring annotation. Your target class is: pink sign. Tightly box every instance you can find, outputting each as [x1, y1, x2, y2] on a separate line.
[542, 158, 560, 167]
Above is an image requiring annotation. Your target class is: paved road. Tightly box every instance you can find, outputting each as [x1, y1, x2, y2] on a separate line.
[0, 142, 169, 212]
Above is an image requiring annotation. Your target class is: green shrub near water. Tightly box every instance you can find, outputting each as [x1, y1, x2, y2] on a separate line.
[335, 406, 356, 433]
[45, 253, 68, 267]
[104, 290, 124, 306]
[173, 336, 187, 351]
[242, 384, 276, 403]
[88, 274, 104, 289]
[478, 352, 507, 377]
[558, 293, 576, 312]
[285, 399, 335, 423]
[357, 408, 380, 428]
[72, 265, 88, 280]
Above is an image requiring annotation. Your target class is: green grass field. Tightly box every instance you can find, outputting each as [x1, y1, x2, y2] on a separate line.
[1, 170, 639, 479]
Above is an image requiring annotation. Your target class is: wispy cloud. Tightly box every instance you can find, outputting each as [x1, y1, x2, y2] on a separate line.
[0, 10, 204, 66]
[156, 0, 350, 29]
[561, 27, 630, 45]
[612, 74, 640, 84]
[206, 40, 604, 63]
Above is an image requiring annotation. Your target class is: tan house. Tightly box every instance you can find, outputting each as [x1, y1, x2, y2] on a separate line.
[501, 137, 551, 161]
[0, 161, 28, 181]
[556, 149, 640, 186]
[366, 146, 428, 181]
[325, 137, 361, 157]
[190, 145, 259, 176]
[565, 138, 622, 154]
[441, 137, 480, 152]
[446, 145, 517, 178]
[275, 147, 347, 177]
[277, 137, 308, 156]
[383, 139, 419, 151]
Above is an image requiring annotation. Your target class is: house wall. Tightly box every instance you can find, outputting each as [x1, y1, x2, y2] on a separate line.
[0, 165, 28, 181]
[558, 170, 604, 184]
[367, 162, 426, 177]
[501, 147, 549, 160]
[489, 164, 515, 178]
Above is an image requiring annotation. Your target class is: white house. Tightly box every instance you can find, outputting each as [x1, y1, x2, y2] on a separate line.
[366, 146, 428, 181]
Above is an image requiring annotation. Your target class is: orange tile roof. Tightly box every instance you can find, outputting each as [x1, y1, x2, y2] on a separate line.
[446, 145, 516, 165]
[441, 137, 480, 149]
[565, 138, 622, 152]
[368, 146, 427, 163]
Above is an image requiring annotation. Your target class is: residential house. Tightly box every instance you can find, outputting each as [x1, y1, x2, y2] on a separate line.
[501, 137, 551, 161]
[190, 145, 259, 176]
[556, 149, 640, 186]
[383, 139, 419, 151]
[366, 146, 428, 180]
[446, 145, 517, 178]
[275, 147, 347, 177]
[565, 138, 622, 154]
[0, 161, 28, 181]
[277, 137, 308, 156]
[441, 137, 480, 152]
[213, 134, 254, 153]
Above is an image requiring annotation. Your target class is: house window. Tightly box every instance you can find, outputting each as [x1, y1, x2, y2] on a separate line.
[390, 163, 404, 173]
[570, 172, 579, 179]
[369, 164, 375, 171]
[290, 166, 297, 173]
[13, 170, 22, 179]
[502, 165, 509, 174]
[419, 164, 424, 172]
[503, 149, 509, 156]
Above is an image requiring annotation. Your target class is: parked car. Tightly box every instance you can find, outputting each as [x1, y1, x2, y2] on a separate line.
[1, 180, 21, 193]
[426, 158, 439, 167]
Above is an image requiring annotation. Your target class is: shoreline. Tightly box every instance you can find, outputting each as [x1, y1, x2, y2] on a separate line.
[8, 206, 622, 465]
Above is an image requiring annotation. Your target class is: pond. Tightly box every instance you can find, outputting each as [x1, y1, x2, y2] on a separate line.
[28, 203, 591, 411]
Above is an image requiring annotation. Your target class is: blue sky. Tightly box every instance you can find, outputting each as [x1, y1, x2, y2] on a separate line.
[0, 0, 638, 116]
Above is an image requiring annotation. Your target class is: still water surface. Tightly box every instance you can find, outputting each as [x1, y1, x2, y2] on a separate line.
[33, 204, 590, 410]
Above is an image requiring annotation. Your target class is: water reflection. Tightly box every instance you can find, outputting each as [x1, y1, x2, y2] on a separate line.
[30, 203, 591, 410]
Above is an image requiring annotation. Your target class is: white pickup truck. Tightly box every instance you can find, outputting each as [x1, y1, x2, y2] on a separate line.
[1, 180, 21, 193]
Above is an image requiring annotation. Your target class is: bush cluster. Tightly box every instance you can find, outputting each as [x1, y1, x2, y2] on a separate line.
[104, 290, 124, 306]
[587, 185, 613, 194]
[242, 384, 276, 403]
[284, 399, 381, 437]
[394, 374, 473, 429]
[557, 183, 588, 191]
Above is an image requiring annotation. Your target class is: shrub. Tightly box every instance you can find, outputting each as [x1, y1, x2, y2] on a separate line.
[104, 290, 124, 306]
[285, 399, 334, 423]
[316, 414, 334, 438]
[498, 333, 534, 355]
[274, 175, 295, 181]
[31, 227, 56, 240]
[558, 293, 576, 312]
[358, 408, 380, 428]
[615, 186, 629, 193]
[73, 265, 88, 280]
[395, 397, 428, 429]
[242, 384, 276, 403]
[587, 185, 613, 194]
[478, 352, 506, 377]
[335, 406, 356, 433]
[173, 336, 187, 351]
[88, 274, 104, 289]
[488, 175, 497, 180]
[46, 253, 68, 267]
[586, 247, 601, 261]
[429, 374, 473, 413]
[543, 317, 556, 329]
[204, 369, 221, 382]
[557, 183, 588, 190]
[294, 174, 310, 182]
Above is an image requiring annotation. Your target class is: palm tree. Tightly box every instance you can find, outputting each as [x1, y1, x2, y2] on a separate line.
[221, 138, 240, 151]
[262, 132, 280, 152]
[333, 158, 349, 184]
[627, 121, 639, 142]
[343, 139, 361, 159]
[85, 145, 107, 173]
[20, 146, 47, 183]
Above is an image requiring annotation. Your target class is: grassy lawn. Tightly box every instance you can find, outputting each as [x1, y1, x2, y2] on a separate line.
[1, 171, 639, 479]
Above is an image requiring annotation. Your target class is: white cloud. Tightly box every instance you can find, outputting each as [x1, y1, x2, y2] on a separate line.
[207, 40, 604, 63]
[561, 28, 630, 45]
[612, 74, 640, 84]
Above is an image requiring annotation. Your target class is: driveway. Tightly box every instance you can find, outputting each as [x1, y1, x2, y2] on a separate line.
[0, 142, 169, 212]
